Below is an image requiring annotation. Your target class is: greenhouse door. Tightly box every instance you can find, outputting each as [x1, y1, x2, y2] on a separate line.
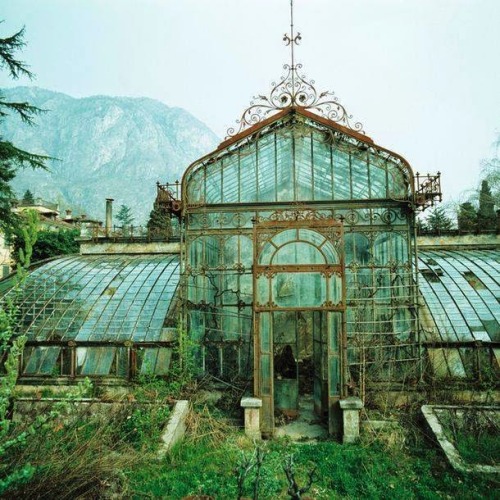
[253, 214, 345, 436]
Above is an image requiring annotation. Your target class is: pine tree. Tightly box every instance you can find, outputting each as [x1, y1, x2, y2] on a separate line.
[0, 24, 50, 234]
[477, 180, 496, 231]
[415, 216, 428, 234]
[457, 202, 477, 232]
[426, 207, 453, 234]
[21, 189, 34, 204]
[146, 203, 172, 238]
[115, 204, 134, 227]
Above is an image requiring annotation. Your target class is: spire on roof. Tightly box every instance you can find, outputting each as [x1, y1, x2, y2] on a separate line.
[226, 0, 364, 139]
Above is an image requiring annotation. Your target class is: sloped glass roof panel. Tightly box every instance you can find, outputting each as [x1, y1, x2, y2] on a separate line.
[419, 249, 500, 343]
[2, 255, 180, 343]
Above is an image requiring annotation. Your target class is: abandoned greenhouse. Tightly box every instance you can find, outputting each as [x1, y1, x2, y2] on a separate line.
[1, 52, 499, 439]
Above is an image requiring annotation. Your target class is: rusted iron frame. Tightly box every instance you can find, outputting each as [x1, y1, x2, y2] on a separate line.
[254, 305, 345, 313]
[349, 357, 421, 366]
[223, 107, 371, 150]
[184, 199, 413, 214]
[184, 207, 418, 392]
[254, 216, 343, 229]
[23, 340, 175, 348]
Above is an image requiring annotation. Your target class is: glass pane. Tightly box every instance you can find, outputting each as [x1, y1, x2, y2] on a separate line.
[333, 149, 350, 200]
[257, 134, 276, 202]
[153, 348, 173, 375]
[373, 232, 408, 265]
[351, 153, 369, 199]
[313, 136, 333, 201]
[276, 133, 294, 202]
[272, 272, 326, 307]
[240, 147, 257, 203]
[296, 134, 313, 200]
[329, 356, 340, 396]
[40, 347, 61, 375]
[205, 163, 222, 203]
[260, 313, 270, 352]
[273, 242, 325, 265]
[388, 166, 408, 198]
[328, 273, 342, 305]
[369, 154, 387, 198]
[329, 312, 341, 351]
[240, 236, 253, 267]
[187, 168, 205, 204]
[345, 232, 371, 265]
[256, 275, 269, 306]
[223, 236, 239, 265]
[222, 155, 239, 203]
[261, 354, 271, 395]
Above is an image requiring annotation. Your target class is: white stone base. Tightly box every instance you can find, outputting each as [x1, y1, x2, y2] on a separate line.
[158, 400, 190, 458]
[241, 397, 262, 440]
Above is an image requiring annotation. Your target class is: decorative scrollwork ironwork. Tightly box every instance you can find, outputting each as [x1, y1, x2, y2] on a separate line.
[227, 63, 365, 138]
[263, 208, 330, 222]
[381, 209, 397, 225]
[344, 210, 359, 226]
[232, 263, 246, 273]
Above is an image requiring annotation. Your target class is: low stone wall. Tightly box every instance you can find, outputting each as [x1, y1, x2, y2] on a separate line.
[80, 241, 181, 255]
[417, 234, 499, 249]
[13, 397, 189, 455]
[12, 397, 165, 423]
[422, 405, 500, 474]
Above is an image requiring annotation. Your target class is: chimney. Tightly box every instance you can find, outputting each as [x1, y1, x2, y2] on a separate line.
[105, 198, 114, 237]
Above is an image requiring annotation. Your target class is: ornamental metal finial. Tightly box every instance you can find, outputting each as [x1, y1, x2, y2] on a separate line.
[283, 0, 301, 78]
[226, 0, 365, 139]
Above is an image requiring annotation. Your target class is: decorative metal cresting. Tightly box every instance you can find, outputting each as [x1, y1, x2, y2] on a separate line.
[226, 0, 365, 138]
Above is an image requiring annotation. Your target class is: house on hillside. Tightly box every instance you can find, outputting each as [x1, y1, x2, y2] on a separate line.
[0, 197, 91, 278]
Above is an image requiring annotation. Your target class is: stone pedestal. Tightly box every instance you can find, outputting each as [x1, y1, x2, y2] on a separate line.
[339, 397, 363, 444]
[241, 397, 262, 440]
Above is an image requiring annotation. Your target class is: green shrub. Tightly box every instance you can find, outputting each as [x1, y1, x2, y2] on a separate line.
[120, 405, 171, 449]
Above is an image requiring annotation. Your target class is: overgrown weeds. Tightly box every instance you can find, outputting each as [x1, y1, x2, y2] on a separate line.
[128, 404, 499, 499]
[185, 403, 236, 447]
[2, 399, 172, 499]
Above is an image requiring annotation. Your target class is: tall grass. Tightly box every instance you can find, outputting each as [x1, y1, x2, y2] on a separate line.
[3, 402, 170, 499]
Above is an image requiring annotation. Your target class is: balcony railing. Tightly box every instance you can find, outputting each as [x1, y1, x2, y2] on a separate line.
[79, 223, 180, 242]
[414, 172, 442, 211]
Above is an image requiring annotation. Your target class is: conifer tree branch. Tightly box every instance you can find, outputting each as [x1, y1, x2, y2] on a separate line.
[0, 25, 33, 80]
[0, 98, 44, 124]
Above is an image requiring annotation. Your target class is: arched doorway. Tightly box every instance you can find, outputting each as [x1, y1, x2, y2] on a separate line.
[253, 211, 346, 436]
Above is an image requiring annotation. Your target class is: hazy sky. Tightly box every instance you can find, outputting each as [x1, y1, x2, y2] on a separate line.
[1, 0, 499, 204]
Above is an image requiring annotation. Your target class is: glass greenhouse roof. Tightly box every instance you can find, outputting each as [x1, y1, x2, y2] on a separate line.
[184, 112, 412, 207]
[3, 254, 180, 343]
[418, 249, 500, 379]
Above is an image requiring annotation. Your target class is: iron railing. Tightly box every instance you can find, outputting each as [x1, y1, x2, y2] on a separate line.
[79, 223, 180, 242]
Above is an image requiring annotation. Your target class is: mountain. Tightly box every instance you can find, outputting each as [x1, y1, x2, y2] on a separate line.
[0, 87, 219, 222]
